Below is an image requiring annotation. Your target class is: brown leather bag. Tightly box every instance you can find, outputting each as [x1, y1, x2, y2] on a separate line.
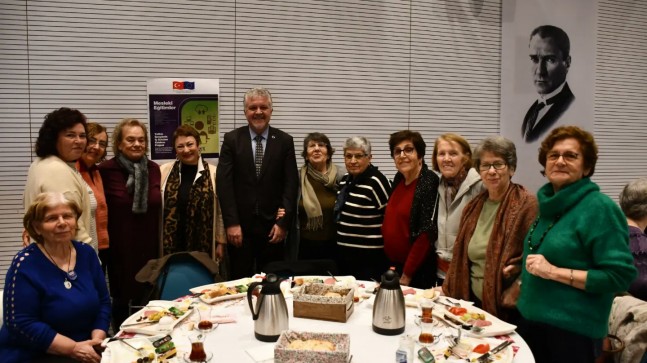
[595, 334, 624, 363]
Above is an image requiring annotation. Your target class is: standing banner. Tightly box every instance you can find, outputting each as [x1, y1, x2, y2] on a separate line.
[147, 78, 220, 160]
[501, 0, 596, 192]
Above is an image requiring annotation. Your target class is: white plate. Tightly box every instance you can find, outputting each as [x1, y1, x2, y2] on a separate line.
[120, 301, 193, 335]
[432, 336, 513, 363]
[361, 285, 439, 308]
[402, 286, 440, 307]
[439, 303, 516, 337]
[190, 277, 259, 304]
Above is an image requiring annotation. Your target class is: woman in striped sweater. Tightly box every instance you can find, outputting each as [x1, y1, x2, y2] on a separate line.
[334, 136, 391, 281]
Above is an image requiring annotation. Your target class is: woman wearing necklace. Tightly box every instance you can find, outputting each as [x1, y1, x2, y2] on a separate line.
[432, 133, 483, 285]
[441, 136, 537, 323]
[160, 125, 226, 262]
[99, 118, 162, 329]
[382, 130, 439, 288]
[516, 126, 637, 363]
[23, 107, 94, 250]
[0, 192, 110, 362]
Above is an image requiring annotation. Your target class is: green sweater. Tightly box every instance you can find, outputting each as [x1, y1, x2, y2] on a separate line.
[518, 178, 637, 338]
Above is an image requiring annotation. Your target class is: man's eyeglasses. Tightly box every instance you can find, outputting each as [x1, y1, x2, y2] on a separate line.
[393, 146, 415, 158]
[88, 137, 108, 149]
[547, 151, 579, 163]
[344, 153, 367, 161]
[479, 162, 507, 172]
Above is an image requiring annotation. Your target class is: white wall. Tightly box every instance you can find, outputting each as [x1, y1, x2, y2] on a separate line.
[1, 0, 646, 288]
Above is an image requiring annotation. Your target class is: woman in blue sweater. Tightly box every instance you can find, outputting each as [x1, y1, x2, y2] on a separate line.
[517, 126, 637, 363]
[0, 192, 110, 363]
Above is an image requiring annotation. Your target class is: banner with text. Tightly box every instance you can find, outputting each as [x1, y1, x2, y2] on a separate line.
[147, 78, 220, 160]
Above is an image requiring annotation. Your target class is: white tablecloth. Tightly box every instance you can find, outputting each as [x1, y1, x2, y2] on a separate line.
[105, 292, 535, 363]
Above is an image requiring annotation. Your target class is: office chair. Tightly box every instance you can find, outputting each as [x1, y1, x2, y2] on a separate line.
[261, 259, 339, 280]
[131, 251, 221, 312]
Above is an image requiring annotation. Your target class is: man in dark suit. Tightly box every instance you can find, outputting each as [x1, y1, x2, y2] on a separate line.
[217, 87, 299, 279]
[521, 25, 575, 143]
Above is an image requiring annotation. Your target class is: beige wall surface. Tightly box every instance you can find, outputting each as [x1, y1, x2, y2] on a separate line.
[0, 0, 645, 289]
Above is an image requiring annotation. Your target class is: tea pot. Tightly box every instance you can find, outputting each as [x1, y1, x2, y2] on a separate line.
[372, 268, 405, 335]
[246, 273, 288, 342]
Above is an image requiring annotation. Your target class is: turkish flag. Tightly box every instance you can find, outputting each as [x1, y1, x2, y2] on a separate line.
[172, 81, 183, 90]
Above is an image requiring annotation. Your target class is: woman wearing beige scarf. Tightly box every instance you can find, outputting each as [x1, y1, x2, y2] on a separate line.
[297, 133, 340, 260]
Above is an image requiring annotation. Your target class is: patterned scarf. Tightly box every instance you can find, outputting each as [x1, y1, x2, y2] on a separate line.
[116, 154, 149, 213]
[300, 162, 339, 231]
[443, 167, 468, 204]
[162, 158, 214, 255]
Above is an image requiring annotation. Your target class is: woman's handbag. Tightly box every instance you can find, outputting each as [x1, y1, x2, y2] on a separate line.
[595, 334, 624, 363]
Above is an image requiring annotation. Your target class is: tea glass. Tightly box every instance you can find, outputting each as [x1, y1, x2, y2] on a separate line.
[196, 306, 216, 333]
[415, 317, 438, 346]
[188, 332, 207, 362]
[420, 298, 434, 320]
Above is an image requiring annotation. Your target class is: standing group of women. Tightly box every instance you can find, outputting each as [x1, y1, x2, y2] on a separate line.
[1, 108, 226, 362]
[297, 127, 640, 363]
[0, 105, 642, 363]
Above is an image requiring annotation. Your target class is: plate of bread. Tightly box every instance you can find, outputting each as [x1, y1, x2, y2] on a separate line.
[191, 277, 260, 304]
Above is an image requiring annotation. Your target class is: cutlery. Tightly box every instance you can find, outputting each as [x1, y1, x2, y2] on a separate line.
[327, 270, 339, 282]
[443, 297, 461, 307]
[476, 340, 513, 362]
[121, 320, 157, 328]
[435, 300, 455, 309]
[443, 313, 473, 331]
[119, 338, 148, 358]
[434, 314, 459, 329]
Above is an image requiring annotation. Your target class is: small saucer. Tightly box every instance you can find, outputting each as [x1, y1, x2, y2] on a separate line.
[183, 351, 213, 362]
[196, 321, 219, 334]
[417, 333, 443, 346]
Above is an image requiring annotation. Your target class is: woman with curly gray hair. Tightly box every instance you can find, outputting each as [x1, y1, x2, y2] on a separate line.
[619, 177, 647, 301]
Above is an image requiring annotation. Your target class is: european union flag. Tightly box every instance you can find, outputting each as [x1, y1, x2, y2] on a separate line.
[184, 81, 195, 90]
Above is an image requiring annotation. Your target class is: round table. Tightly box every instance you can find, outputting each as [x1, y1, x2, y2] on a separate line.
[106, 289, 536, 363]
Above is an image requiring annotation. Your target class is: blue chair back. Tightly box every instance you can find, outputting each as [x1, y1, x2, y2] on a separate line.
[157, 254, 215, 300]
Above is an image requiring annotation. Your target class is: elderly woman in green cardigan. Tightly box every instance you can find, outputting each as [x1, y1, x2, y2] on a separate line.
[517, 126, 637, 363]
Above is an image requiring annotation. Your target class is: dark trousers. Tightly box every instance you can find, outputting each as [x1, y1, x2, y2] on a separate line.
[98, 248, 110, 276]
[336, 245, 389, 281]
[390, 255, 435, 289]
[517, 317, 602, 363]
[298, 237, 337, 261]
[229, 216, 285, 279]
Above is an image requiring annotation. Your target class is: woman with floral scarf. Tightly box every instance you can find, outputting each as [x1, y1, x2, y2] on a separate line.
[160, 125, 226, 261]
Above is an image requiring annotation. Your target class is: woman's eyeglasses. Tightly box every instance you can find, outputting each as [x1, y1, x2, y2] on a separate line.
[479, 162, 507, 172]
[344, 153, 367, 161]
[546, 151, 579, 163]
[88, 137, 108, 149]
[393, 146, 415, 158]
